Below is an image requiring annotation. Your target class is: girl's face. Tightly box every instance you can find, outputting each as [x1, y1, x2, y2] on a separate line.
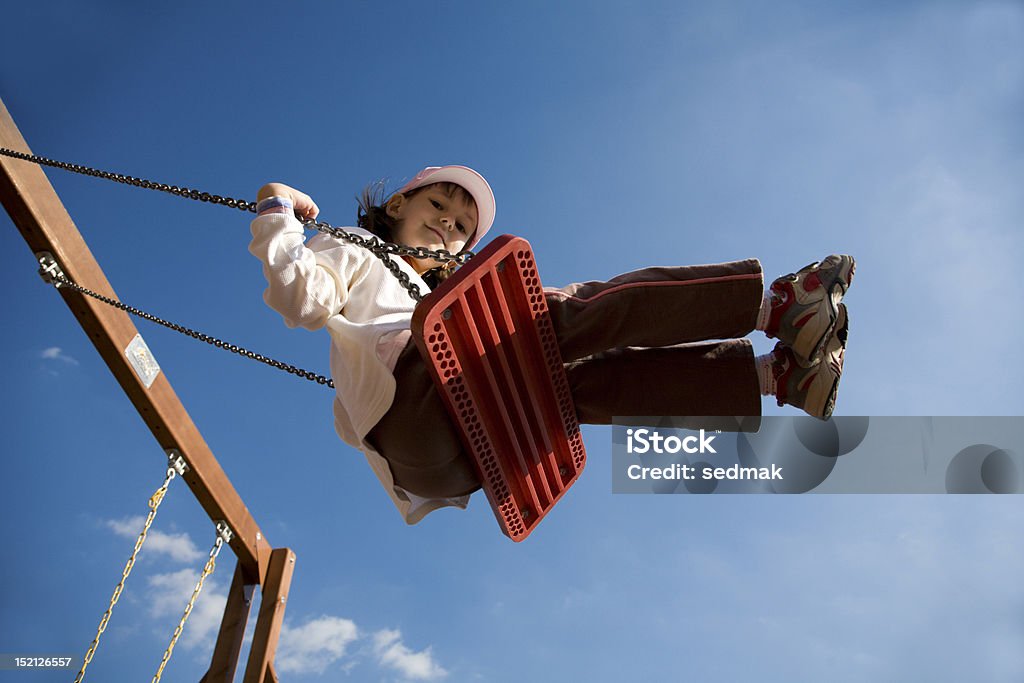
[387, 184, 478, 273]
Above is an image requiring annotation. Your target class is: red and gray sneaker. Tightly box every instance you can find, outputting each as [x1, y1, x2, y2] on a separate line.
[764, 254, 855, 362]
[772, 304, 848, 420]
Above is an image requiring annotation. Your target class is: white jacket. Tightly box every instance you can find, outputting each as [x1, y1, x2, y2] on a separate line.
[249, 212, 470, 523]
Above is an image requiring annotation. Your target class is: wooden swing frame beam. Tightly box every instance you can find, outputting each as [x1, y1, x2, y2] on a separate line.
[0, 98, 290, 683]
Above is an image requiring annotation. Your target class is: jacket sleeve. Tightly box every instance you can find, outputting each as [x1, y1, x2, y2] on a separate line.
[249, 212, 356, 330]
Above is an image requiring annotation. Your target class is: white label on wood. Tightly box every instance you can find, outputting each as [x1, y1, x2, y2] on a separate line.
[125, 334, 161, 388]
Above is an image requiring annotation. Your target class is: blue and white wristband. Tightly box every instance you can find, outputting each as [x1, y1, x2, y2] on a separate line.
[256, 195, 294, 216]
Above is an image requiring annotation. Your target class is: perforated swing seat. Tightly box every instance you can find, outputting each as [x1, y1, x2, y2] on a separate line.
[411, 235, 586, 541]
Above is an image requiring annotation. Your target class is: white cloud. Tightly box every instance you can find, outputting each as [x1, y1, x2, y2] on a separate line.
[372, 629, 448, 681]
[101, 520, 224, 652]
[272, 617, 450, 680]
[147, 568, 227, 650]
[106, 516, 203, 563]
[40, 346, 78, 365]
[276, 616, 359, 675]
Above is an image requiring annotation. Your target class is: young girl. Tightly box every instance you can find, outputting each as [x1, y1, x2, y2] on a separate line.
[250, 166, 854, 523]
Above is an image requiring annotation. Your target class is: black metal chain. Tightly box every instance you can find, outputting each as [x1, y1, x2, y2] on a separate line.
[0, 147, 476, 302]
[46, 271, 335, 388]
[302, 219, 470, 303]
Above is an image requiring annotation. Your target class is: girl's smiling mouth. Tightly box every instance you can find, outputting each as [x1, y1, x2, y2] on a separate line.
[426, 225, 445, 242]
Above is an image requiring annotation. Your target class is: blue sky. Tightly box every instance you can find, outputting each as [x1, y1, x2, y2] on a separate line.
[1, 1, 1022, 681]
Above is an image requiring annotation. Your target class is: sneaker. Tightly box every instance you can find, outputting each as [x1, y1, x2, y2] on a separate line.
[764, 254, 855, 362]
[772, 304, 848, 420]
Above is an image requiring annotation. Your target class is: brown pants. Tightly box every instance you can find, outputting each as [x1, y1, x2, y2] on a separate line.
[367, 259, 764, 498]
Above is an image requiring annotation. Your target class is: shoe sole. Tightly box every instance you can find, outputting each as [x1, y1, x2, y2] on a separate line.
[803, 255, 855, 362]
[820, 303, 849, 420]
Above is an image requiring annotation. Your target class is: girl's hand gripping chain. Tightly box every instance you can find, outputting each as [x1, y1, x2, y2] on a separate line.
[257, 182, 320, 220]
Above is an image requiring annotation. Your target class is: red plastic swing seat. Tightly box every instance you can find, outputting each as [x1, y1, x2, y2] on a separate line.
[411, 235, 587, 541]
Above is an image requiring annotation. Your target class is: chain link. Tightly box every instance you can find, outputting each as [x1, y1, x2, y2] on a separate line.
[45, 271, 334, 389]
[150, 524, 228, 683]
[0, 147, 476, 302]
[74, 466, 178, 683]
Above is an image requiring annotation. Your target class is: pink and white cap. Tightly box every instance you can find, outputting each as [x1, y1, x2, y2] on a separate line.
[397, 165, 495, 249]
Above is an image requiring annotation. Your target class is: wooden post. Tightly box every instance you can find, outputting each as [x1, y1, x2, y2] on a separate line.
[243, 549, 296, 683]
[201, 561, 256, 683]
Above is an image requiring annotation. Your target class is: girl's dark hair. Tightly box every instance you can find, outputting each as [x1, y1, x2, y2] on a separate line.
[356, 179, 398, 243]
[356, 180, 471, 290]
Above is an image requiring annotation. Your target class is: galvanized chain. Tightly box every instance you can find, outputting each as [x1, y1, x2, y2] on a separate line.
[44, 269, 334, 389]
[74, 456, 184, 683]
[0, 147, 475, 302]
[151, 521, 232, 683]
